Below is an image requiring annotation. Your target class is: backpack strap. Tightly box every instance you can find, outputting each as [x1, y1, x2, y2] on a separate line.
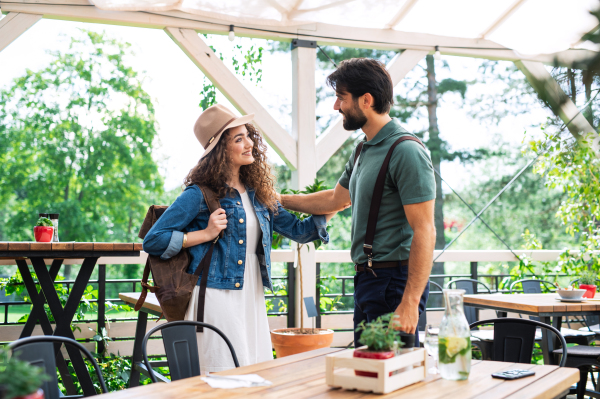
[195, 185, 222, 332]
[363, 136, 425, 274]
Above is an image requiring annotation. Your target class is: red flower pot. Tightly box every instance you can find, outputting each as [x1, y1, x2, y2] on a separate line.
[580, 284, 597, 298]
[15, 389, 44, 399]
[353, 349, 395, 378]
[33, 226, 53, 242]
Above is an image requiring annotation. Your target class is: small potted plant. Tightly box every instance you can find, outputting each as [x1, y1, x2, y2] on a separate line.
[33, 217, 54, 243]
[579, 270, 598, 298]
[0, 348, 49, 399]
[353, 313, 402, 378]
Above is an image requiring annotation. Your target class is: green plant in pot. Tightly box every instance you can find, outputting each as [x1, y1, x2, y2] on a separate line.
[578, 270, 598, 299]
[0, 349, 50, 399]
[353, 313, 403, 378]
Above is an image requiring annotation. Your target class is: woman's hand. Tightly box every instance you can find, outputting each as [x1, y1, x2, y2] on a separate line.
[205, 208, 228, 239]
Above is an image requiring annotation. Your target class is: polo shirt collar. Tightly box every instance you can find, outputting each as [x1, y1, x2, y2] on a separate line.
[363, 118, 402, 146]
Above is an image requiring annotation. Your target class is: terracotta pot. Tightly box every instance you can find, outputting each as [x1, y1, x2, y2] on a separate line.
[33, 226, 53, 242]
[15, 389, 44, 399]
[270, 328, 334, 357]
[580, 284, 597, 298]
[353, 349, 395, 378]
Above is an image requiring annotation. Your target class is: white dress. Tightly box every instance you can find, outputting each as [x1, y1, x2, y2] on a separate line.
[184, 191, 273, 372]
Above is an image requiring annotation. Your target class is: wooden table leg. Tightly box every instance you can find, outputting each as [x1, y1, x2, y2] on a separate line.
[31, 256, 98, 397]
[129, 310, 149, 388]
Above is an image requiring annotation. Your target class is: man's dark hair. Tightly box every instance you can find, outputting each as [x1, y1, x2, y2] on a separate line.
[326, 58, 393, 114]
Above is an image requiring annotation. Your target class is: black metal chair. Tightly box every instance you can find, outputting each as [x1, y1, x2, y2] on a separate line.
[445, 279, 496, 357]
[418, 281, 443, 346]
[510, 278, 594, 345]
[142, 320, 240, 382]
[469, 318, 567, 367]
[552, 346, 600, 399]
[8, 336, 108, 399]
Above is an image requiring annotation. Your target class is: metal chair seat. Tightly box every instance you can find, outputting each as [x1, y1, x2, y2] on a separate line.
[553, 345, 600, 358]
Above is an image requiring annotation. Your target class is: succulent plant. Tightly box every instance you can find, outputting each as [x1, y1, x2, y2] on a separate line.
[0, 348, 49, 399]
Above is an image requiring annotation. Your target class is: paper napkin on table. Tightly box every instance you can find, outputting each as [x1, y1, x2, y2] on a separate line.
[201, 373, 272, 389]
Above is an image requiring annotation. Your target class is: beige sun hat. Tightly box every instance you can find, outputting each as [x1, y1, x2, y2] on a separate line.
[194, 104, 254, 159]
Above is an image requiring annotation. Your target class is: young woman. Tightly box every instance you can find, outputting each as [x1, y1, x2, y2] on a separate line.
[143, 104, 332, 372]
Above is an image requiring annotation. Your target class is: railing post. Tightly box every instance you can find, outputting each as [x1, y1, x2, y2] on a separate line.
[470, 262, 478, 282]
[97, 264, 106, 355]
[316, 262, 321, 329]
[287, 262, 296, 328]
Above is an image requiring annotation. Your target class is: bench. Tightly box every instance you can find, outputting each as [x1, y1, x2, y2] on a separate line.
[119, 292, 170, 385]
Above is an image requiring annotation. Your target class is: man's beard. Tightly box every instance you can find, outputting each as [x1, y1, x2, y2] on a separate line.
[341, 106, 367, 131]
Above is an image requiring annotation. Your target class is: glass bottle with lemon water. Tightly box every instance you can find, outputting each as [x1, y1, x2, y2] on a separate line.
[438, 289, 471, 380]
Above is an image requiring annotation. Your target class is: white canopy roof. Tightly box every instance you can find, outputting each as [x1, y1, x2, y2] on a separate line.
[90, 0, 599, 55]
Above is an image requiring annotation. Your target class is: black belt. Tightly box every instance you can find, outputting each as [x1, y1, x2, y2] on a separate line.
[354, 259, 409, 277]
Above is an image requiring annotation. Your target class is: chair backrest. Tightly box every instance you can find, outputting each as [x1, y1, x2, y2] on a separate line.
[418, 281, 443, 331]
[445, 279, 491, 325]
[469, 318, 567, 367]
[8, 336, 107, 399]
[509, 279, 556, 294]
[142, 320, 240, 383]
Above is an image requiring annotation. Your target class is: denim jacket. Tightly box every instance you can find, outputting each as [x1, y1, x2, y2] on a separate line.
[143, 184, 329, 291]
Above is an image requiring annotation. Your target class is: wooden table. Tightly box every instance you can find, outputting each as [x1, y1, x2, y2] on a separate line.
[97, 348, 578, 399]
[464, 293, 600, 364]
[0, 241, 142, 396]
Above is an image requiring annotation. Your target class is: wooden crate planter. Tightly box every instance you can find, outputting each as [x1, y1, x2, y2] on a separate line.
[326, 347, 427, 394]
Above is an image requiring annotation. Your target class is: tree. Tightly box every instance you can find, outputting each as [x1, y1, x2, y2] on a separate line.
[0, 30, 164, 244]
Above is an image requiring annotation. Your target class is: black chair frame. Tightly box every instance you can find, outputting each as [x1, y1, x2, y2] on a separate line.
[8, 335, 108, 398]
[445, 279, 494, 327]
[142, 320, 240, 383]
[470, 318, 567, 367]
[509, 279, 557, 294]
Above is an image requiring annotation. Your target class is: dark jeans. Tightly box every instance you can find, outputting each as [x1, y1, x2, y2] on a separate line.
[353, 263, 429, 348]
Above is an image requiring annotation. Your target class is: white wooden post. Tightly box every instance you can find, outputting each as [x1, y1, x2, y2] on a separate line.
[164, 27, 298, 169]
[0, 13, 42, 53]
[515, 60, 600, 153]
[315, 49, 428, 170]
[291, 39, 317, 329]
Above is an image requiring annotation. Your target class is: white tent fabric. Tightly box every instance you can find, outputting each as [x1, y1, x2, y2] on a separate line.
[91, 0, 599, 55]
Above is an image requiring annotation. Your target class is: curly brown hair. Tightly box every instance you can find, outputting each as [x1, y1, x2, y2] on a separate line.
[183, 123, 279, 212]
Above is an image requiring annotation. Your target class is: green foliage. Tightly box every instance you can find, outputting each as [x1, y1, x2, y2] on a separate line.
[579, 270, 598, 286]
[0, 348, 50, 399]
[0, 30, 163, 242]
[198, 38, 263, 110]
[35, 217, 53, 227]
[526, 130, 600, 276]
[355, 313, 399, 352]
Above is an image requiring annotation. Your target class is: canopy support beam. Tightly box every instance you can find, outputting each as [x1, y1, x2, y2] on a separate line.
[315, 49, 428, 170]
[515, 60, 600, 153]
[0, 12, 42, 53]
[164, 27, 297, 169]
[291, 41, 317, 329]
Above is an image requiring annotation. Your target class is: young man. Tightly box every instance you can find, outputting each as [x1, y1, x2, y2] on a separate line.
[279, 58, 436, 346]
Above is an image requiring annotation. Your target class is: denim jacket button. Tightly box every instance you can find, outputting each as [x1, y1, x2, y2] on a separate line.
[238, 260, 243, 265]
[237, 201, 240, 205]
[235, 282, 240, 288]
[239, 218, 244, 223]
[239, 240, 243, 244]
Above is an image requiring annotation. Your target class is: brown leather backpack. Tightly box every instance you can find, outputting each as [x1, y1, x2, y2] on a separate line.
[136, 185, 222, 331]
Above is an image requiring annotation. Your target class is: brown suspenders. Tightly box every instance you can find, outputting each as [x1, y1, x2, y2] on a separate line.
[352, 135, 426, 275]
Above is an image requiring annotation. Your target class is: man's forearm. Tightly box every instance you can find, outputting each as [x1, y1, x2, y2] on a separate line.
[403, 225, 436, 305]
[280, 189, 340, 214]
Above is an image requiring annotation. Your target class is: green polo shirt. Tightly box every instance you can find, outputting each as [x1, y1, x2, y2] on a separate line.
[338, 118, 436, 264]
